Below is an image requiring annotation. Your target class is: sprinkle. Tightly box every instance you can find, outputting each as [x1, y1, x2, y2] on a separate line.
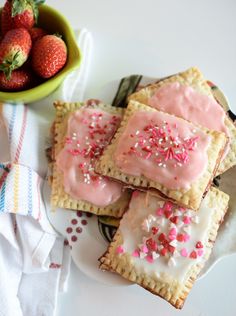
[177, 234, 184, 242]
[139, 252, 147, 259]
[169, 239, 177, 247]
[197, 249, 204, 257]
[151, 226, 159, 235]
[148, 214, 156, 222]
[196, 241, 204, 249]
[146, 255, 154, 263]
[168, 257, 176, 267]
[158, 233, 166, 242]
[169, 227, 177, 236]
[140, 245, 149, 253]
[170, 216, 179, 224]
[156, 207, 164, 216]
[116, 246, 124, 254]
[132, 250, 140, 257]
[183, 234, 190, 242]
[136, 130, 140, 135]
[152, 252, 160, 260]
[159, 247, 167, 256]
[164, 210, 172, 219]
[146, 238, 158, 251]
[164, 201, 173, 211]
[180, 248, 188, 257]
[189, 250, 197, 259]
[183, 216, 191, 224]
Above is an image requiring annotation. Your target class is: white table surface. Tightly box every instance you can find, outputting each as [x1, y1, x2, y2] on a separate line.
[2, 0, 236, 315]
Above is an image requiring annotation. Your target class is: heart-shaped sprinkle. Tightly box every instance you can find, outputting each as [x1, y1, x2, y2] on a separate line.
[177, 233, 184, 242]
[170, 216, 179, 224]
[196, 241, 204, 249]
[183, 216, 191, 224]
[180, 248, 188, 257]
[164, 210, 172, 219]
[189, 250, 197, 259]
[169, 227, 177, 235]
[197, 249, 204, 257]
[146, 255, 154, 263]
[151, 226, 159, 235]
[160, 247, 168, 256]
[132, 250, 139, 257]
[158, 233, 166, 242]
[163, 201, 173, 211]
[168, 244, 176, 253]
[146, 238, 158, 251]
[168, 257, 176, 267]
[183, 233, 190, 242]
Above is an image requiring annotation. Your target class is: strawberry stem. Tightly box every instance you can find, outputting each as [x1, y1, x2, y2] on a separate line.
[0, 51, 21, 80]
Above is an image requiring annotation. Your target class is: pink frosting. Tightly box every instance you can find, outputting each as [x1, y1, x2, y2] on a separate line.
[148, 82, 229, 156]
[56, 107, 123, 207]
[114, 110, 210, 190]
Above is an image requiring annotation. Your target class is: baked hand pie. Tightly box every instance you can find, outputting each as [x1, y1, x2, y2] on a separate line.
[95, 100, 227, 210]
[99, 188, 229, 309]
[128, 67, 236, 175]
[50, 100, 131, 218]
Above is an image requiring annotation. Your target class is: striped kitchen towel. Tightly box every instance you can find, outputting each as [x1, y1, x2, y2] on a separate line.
[0, 28, 92, 316]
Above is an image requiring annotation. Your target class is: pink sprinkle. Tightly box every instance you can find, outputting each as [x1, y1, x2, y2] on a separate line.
[169, 228, 177, 235]
[181, 248, 188, 257]
[156, 208, 164, 216]
[183, 234, 190, 242]
[140, 245, 148, 253]
[197, 249, 204, 257]
[116, 246, 124, 254]
[183, 216, 191, 225]
[132, 250, 140, 257]
[145, 152, 152, 159]
[169, 234, 177, 241]
[146, 255, 154, 263]
[163, 201, 173, 211]
[179, 207, 186, 212]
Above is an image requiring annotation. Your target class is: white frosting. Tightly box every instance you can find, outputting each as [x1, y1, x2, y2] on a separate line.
[119, 191, 216, 283]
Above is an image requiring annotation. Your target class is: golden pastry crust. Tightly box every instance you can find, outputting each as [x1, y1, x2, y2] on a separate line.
[95, 100, 227, 210]
[128, 67, 236, 174]
[99, 187, 229, 309]
[50, 100, 130, 218]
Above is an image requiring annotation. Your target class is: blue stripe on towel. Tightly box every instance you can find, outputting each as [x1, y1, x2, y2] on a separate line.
[0, 182, 6, 212]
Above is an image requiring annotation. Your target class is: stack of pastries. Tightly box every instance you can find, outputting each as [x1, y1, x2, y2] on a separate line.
[50, 67, 236, 308]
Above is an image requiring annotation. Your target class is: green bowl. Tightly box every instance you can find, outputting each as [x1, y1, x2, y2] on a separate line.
[0, 4, 82, 104]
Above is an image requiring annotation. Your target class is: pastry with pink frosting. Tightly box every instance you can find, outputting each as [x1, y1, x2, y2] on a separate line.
[128, 67, 236, 175]
[95, 100, 227, 210]
[99, 188, 229, 309]
[50, 100, 131, 218]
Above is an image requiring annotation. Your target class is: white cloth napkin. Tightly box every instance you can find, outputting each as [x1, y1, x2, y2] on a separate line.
[0, 29, 92, 316]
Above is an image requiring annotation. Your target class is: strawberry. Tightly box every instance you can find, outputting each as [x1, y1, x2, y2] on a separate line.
[0, 68, 32, 91]
[0, 28, 32, 79]
[29, 27, 47, 43]
[1, 0, 45, 33]
[32, 34, 67, 78]
[1, 1, 14, 35]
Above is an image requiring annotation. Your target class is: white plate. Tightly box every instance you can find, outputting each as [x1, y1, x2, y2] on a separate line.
[45, 76, 236, 284]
